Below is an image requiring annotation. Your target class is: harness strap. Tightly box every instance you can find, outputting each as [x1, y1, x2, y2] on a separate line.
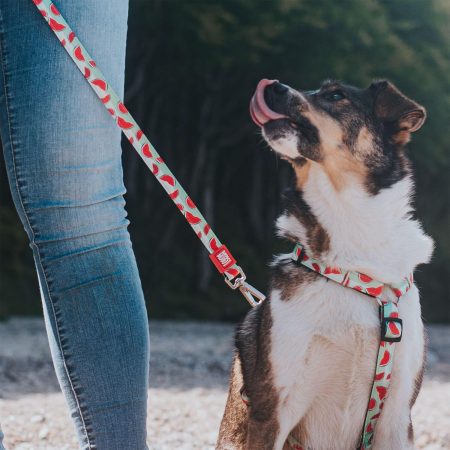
[291, 243, 413, 297]
[32, 0, 265, 306]
[360, 301, 401, 449]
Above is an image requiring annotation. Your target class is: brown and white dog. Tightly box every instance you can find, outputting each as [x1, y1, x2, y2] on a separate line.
[216, 79, 433, 450]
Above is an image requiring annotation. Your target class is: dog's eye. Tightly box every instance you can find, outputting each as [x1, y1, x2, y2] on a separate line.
[325, 90, 345, 102]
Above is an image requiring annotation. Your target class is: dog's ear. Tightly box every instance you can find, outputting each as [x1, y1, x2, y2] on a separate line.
[370, 80, 426, 145]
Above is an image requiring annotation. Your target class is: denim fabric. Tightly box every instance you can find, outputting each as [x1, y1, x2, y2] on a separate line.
[0, 1, 150, 449]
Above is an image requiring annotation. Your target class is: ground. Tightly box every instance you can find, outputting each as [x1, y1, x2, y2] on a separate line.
[0, 318, 449, 450]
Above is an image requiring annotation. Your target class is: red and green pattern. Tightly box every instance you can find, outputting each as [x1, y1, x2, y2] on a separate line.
[291, 243, 412, 450]
[360, 301, 401, 449]
[31, 0, 253, 291]
[292, 243, 413, 298]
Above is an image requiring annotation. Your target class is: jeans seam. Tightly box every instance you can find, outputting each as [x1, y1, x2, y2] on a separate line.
[0, 11, 93, 449]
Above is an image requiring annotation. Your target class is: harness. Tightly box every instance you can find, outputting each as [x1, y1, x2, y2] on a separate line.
[242, 243, 413, 450]
[32, 2, 413, 448]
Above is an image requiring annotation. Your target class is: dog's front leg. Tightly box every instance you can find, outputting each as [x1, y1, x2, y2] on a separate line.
[217, 355, 250, 450]
[217, 359, 290, 450]
[245, 407, 280, 450]
[246, 388, 310, 450]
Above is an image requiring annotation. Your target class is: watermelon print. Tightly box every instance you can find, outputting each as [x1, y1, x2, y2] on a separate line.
[74, 46, 84, 61]
[31, 0, 245, 285]
[49, 18, 65, 31]
[92, 79, 107, 91]
[141, 143, 152, 158]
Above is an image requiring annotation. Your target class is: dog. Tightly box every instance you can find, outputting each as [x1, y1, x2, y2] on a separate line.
[216, 79, 433, 450]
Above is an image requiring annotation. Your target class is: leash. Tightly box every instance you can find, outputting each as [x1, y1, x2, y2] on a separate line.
[32, 2, 413, 448]
[31, 0, 265, 307]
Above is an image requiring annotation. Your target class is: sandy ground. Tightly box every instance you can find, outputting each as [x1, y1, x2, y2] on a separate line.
[0, 318, 449, 450]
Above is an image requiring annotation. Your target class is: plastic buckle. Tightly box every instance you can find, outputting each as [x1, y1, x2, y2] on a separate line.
[381, 317, 403, 342]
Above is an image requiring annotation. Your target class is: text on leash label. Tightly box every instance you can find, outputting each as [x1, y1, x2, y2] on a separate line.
[209, 245, 236, 273]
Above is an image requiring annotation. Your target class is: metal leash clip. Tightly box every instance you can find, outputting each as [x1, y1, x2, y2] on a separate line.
[238, 281, 266, 307]
[224, 267, 266, 307]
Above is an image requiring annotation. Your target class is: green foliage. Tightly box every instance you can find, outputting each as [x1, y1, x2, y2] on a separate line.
[1, 0, 449, 321]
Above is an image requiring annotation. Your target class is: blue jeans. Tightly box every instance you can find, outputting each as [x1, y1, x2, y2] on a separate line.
[0, 1, 150, 449]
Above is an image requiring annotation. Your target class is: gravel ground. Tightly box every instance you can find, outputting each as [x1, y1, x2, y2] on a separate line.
[0, 318, 449, 449]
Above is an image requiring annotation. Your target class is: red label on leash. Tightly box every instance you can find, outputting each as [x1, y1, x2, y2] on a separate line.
[209, 245, 236, 274]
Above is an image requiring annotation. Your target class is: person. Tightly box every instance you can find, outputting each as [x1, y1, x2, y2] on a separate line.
[0, 1, 150, 448]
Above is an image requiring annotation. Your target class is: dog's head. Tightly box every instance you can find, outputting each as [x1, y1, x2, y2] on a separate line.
[250, 79, 426, 193]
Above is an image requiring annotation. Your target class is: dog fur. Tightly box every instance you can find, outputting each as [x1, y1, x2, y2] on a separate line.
[216, 79, 433, 450]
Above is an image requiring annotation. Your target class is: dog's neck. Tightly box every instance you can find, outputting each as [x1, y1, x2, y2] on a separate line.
[276, 163, 433, 284]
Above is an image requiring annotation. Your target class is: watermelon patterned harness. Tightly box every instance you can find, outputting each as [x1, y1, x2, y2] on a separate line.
[289, 243, 412, 449]
[32, 2, 413, 448]
[242, 243, 412, 449]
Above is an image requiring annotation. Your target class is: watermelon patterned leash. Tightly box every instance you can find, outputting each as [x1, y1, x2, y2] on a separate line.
[291, 243, 413, 450]
[31, 0, 265, 306]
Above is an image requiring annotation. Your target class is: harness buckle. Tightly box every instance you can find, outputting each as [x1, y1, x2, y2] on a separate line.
[381, 317, 403, 342]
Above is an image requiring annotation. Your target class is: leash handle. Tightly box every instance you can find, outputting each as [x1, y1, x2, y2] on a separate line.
[32, 0, 265, 305]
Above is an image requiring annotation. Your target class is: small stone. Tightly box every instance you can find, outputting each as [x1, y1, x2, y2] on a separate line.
[31, 414, 45, 423]
[38, 427, 49, 440]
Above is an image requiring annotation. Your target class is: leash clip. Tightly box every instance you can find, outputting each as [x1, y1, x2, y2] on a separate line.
[239, 281, 266, 307]
[224, 267, 266, 307]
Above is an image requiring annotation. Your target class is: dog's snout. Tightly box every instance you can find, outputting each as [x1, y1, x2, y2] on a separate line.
[272, 81, 289, 95]
[264, 82, 289, 104]
[261, 81, 291, 119]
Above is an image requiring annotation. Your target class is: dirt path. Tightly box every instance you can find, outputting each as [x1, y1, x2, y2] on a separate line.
[1, 318, 449, 449]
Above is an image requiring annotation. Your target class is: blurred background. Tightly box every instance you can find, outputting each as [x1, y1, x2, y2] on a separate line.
[1, 0, 449, 322]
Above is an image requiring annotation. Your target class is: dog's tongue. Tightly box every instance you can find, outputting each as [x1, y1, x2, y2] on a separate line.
[249, 79, 287, 127]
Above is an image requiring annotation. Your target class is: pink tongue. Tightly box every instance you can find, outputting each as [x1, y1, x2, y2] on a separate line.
[249, 79, 287, 127]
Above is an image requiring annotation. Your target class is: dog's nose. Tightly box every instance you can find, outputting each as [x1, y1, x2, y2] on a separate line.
[272, 81, 289, 95]
[264, 81, 289, 108]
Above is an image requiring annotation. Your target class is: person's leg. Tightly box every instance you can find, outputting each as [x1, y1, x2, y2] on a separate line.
[0, 1, 149, 449]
